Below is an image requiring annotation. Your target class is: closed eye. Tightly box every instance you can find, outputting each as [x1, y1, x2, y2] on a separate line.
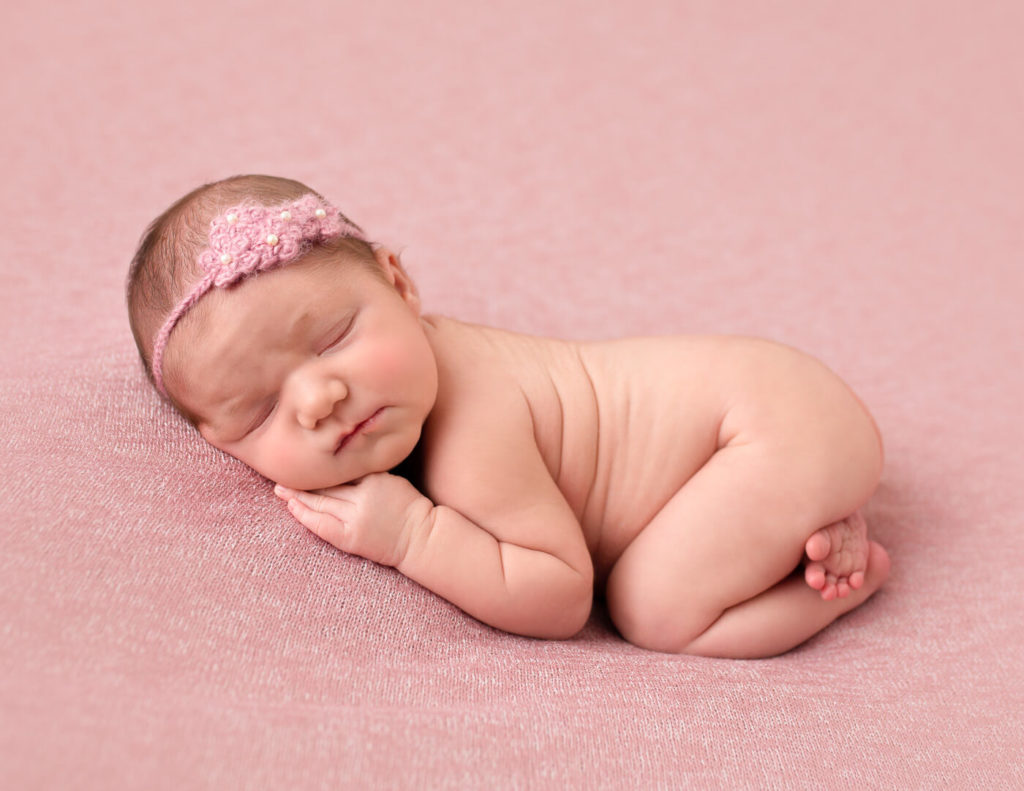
[244, 400, 277, 436]
[320, 314, 356, 355]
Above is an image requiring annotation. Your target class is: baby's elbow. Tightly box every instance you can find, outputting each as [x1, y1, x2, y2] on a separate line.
[532, 571, 594, 639]
[495, 548, 593, 639]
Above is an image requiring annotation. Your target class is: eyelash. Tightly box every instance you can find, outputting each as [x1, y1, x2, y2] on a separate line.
[321, 318, 354, 354]
[245, 402, 276, 435]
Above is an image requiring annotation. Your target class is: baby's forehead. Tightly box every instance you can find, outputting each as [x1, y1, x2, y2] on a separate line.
[183, 268, 320, 348]
[187, 254, 335, 322]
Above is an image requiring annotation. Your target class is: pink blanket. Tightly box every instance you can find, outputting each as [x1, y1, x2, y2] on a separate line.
[3, 1, 1022, 787]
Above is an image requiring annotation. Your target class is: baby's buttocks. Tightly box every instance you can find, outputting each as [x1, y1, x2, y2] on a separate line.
[556, 334, 878, 579]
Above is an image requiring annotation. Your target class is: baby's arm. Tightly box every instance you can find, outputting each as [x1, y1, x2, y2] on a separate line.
[276, 395, 594, 639]
[401, 464, 593, 639]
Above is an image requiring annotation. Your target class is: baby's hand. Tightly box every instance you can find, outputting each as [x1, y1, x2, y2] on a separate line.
[274, 473, 432, 567]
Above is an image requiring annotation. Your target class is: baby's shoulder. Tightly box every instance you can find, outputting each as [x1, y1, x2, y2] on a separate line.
[418, 316, 555, 499]
[422, 315, 572, 400]
[421, 316, 538, 431]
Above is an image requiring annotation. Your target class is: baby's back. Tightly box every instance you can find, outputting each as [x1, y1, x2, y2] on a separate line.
[424, 318, 782, 578]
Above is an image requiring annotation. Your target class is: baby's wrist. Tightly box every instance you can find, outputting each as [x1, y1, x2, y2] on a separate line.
[396, 491, 435, 569]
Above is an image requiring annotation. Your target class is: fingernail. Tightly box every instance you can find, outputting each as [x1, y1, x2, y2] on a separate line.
[274, 484, 286, 498]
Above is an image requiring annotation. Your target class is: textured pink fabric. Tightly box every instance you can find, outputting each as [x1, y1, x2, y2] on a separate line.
[148, 195, 363, 395]
[2, 1, 1023, 789]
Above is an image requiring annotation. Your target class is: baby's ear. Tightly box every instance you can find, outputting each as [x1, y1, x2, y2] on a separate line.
[374, 247, 421, 314]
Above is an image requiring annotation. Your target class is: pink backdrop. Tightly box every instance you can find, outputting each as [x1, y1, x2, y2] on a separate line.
[2, 1, 1022, 787]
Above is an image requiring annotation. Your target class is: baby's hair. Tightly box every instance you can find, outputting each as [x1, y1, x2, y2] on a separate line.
[126, 174, 375, 418]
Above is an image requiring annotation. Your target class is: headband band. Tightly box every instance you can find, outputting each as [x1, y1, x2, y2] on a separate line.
[150, 194, 365, 396]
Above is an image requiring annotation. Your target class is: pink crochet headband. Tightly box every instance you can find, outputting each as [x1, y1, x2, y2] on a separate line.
[151, 194, 366, 397]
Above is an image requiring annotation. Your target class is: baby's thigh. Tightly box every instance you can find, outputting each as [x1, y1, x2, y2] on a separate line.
[606, 439, 837, 647]
[604, 346, 884, 648]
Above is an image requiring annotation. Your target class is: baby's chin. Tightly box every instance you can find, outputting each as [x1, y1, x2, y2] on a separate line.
[261, 467, 373, 491]
[257, 451, 417, 491]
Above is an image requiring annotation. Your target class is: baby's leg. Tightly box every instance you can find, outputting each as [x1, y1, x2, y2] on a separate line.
[686, 542, 889, 658]
[605, 410, 884, 657]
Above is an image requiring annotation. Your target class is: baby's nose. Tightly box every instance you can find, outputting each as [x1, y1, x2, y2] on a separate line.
[295, 377, 348, 430]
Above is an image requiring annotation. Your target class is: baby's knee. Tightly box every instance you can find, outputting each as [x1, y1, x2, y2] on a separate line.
[605, 571, 710, 654]
[609, 601, 687, 653]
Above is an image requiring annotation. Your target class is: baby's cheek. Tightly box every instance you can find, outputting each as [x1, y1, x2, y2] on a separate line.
[371, 342, 417, 382]
[252, 434, 310, 485]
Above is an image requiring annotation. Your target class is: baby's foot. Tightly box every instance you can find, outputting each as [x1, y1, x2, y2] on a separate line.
[803, 511, 870, 601]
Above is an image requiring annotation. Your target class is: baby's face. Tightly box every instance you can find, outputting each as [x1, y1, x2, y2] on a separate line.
[164, 249, 438, 490]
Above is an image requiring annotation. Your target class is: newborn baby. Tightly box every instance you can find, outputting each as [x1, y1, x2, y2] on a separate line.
[127, 174, 890, 658]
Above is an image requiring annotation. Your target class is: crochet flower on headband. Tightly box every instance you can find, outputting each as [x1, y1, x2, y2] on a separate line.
[150, 194, 366, 397]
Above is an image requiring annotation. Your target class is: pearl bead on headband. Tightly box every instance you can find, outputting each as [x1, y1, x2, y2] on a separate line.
[150, 194, 366, 397]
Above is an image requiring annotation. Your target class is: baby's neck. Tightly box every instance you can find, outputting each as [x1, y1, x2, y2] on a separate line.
[389, 436, 426, 489]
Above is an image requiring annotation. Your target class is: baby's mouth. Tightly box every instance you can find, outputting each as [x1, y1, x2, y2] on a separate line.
[333, 408, 384, 454]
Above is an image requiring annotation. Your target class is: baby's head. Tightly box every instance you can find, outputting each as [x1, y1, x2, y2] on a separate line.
[127, 175, 370, 402]
[127, 175, 438, 489]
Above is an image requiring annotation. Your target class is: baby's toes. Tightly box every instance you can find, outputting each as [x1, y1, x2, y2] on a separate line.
[805, 562, 826, 590]
[804, 529, 832, 562]
[848, 570, 865, 590]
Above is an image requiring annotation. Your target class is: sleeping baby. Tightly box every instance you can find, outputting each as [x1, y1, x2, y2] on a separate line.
[127, 174, 890, 658]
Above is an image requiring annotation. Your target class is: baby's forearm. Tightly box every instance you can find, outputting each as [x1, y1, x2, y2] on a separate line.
[397, 502, 593, 639]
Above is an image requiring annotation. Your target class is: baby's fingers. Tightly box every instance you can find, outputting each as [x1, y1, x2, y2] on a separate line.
[281, 490, 347, 548]
[274, 484, 297, 501]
